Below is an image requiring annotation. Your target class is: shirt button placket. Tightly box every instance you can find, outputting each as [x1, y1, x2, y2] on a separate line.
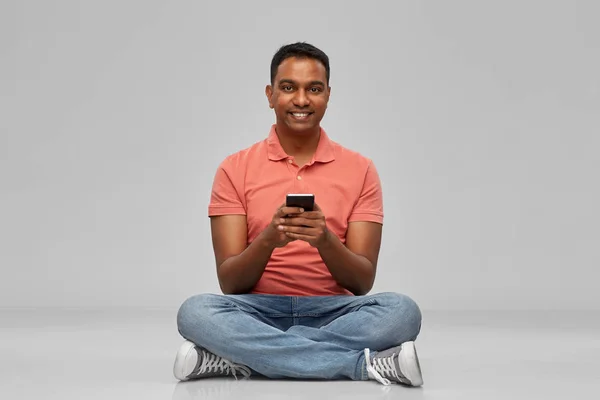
[296, 167, 308, 192]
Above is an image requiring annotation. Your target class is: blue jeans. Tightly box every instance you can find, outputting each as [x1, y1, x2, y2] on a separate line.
[176, 292, 422, 380]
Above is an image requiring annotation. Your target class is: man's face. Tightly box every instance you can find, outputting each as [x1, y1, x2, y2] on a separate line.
[266, 57, 330, 135]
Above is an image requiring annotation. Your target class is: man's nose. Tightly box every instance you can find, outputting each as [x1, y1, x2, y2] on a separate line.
[293, 90, 310, 107]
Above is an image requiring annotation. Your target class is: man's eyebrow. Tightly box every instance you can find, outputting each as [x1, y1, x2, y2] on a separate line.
[278, 79, 325, 86]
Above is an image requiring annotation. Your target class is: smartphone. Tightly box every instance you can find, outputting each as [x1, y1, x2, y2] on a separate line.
[286, 193, 315, 211]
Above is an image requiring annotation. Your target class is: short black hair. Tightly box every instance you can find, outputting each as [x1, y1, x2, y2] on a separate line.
[270, 42, 330, 85]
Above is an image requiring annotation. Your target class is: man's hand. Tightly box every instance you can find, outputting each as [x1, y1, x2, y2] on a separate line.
[262, 203, 306, 249]
[278, 203, 331, 248]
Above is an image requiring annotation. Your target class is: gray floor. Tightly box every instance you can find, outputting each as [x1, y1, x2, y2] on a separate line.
[1, 308, 598, 399]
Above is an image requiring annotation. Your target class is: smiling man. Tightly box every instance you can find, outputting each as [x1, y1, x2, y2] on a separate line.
[173, 42, 424, 388]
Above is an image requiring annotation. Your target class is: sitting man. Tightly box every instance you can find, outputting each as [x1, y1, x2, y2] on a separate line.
[173, 42, 424, 387]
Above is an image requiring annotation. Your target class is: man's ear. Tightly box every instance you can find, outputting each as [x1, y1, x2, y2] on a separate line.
[265, 85, 274, 109]
[324, 86, 331, 108]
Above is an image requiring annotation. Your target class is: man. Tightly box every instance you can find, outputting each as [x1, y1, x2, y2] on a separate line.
[173, 42, 424, 387]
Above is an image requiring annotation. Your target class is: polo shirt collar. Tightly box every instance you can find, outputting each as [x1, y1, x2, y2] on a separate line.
[267, 124, 335, 163]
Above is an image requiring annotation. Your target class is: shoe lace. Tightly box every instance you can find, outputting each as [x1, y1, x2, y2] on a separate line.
[364, 348, 402, 386]
[196, 349, 251, 380]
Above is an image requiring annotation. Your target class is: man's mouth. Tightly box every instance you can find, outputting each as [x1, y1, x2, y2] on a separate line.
[289, 112, 313, 120]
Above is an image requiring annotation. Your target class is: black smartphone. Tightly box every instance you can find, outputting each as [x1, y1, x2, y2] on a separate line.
[286, 193, 315, 211]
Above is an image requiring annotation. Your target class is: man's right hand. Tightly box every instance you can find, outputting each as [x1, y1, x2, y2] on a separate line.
[262, 203, 306, 249]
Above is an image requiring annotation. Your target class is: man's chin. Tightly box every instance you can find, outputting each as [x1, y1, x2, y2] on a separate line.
[284, 121, 319, 134]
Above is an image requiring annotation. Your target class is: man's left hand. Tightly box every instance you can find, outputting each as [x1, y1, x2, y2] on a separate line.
[277, 203, 331, 248]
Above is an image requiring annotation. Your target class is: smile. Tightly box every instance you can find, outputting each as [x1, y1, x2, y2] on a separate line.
[289, 112, 313, 119]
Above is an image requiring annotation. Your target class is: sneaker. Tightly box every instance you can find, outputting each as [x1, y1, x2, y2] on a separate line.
[364, 341, 423, 387]
[173, 340, 251, 381]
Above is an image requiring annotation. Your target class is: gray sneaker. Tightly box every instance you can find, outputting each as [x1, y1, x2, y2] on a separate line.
[173, 340, 251, 381]
[365, 341, 423, 387]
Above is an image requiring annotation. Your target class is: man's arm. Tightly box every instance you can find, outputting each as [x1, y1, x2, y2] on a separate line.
[211, 206, 305, 294]
[278, 205, 383, 295]
[210, 215, 274, 294]
[317, 221, 382, 295]
[278, 206, 382, 295]
[319, 160, 383, 295]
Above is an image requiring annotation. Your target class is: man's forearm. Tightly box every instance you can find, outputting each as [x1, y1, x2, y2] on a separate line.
[217, 231, 275, 294]
[317, 232, 375, 295]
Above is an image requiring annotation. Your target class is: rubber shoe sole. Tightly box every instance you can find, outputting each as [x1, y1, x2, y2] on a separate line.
[399, 341, 423, 387]
[173, 340, 198, 381]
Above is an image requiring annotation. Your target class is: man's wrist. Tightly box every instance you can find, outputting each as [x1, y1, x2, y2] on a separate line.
[317, 229, 337, 251]
[257, 228, 277, 251]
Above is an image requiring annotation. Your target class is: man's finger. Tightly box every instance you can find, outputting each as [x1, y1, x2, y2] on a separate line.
[297, 211, 322, 219]
[278, 224, 316, 234]
[278, 206, 305, 216]
[280, 217, 316, 227]
[284, 232, 314, 241]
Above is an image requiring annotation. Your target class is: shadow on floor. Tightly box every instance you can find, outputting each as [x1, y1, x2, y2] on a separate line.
[171, 377, 425, 400]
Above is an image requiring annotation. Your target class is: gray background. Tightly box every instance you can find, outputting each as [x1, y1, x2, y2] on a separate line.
[1, 0, 598, 311]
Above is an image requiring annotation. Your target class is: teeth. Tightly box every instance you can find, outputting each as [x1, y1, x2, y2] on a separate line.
[292, 113, 309, 117]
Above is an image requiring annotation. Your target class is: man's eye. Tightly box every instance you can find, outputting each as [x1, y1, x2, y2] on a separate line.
[310, 87, 322, 93]
[282, 86, 293, 91]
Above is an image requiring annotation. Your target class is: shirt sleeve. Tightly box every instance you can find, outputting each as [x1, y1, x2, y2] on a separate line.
[348, 160, 384, 224]
[208, 159, 247, 216]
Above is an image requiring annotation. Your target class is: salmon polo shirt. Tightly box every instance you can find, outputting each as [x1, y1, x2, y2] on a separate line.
[208, 125, 384, 296]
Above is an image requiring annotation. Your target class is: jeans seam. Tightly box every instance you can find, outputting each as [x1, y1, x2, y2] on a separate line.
[358, 351, 367, 380]
[299, 298, 378, 318]
[221, 299, 289, 318]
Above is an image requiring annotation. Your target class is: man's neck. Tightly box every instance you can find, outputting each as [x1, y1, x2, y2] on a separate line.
[275, 125, 321, 159]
